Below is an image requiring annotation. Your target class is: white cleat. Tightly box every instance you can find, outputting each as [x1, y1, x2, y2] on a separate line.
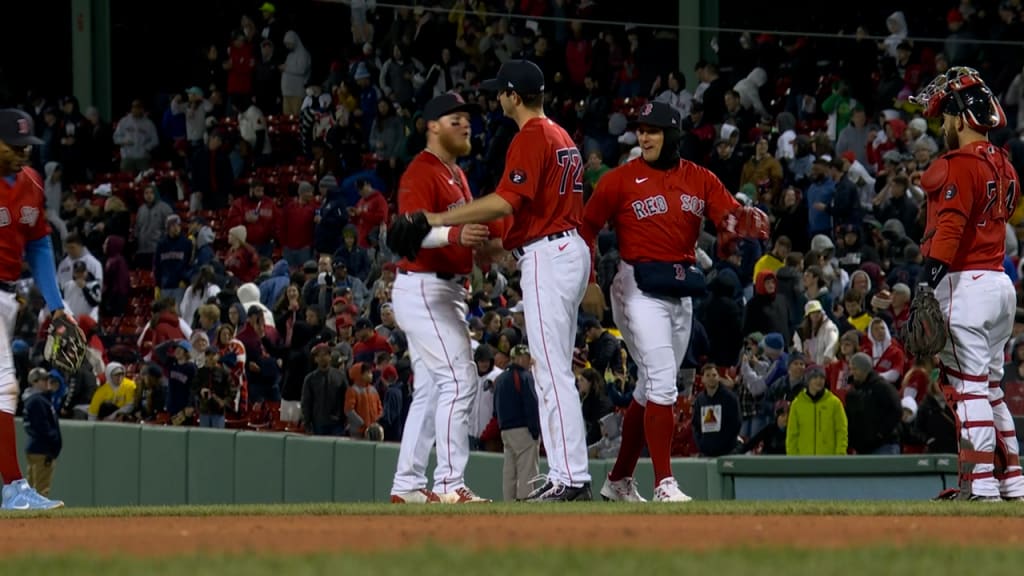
[600, 476, 647, 502]
[390, 489, 441, 504]
[653, 477, 693, 503]
[437, 486, 491, 503]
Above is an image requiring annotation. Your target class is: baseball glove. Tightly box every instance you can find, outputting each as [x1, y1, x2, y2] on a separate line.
[386, 211, 432, 261]
[903, 287, 948, 358]
[43, 314, 87, 374]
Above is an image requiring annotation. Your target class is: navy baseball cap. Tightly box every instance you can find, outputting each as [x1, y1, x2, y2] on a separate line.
[635, 101, 680, 130]
[422, 92, 480, 122]
[480, 60, 545, 94]
[0, 109, 42, 146]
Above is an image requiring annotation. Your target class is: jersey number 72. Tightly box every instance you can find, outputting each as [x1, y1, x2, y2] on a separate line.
[555, 147, 584, 196]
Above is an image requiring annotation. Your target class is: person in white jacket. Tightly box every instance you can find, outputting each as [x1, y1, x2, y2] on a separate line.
[733, 67, 768, 117]
[57, 235, 103, 287]
[280, 30, 311, 115]
[112, 100, 159, 172]
[792, 299, 839, 367]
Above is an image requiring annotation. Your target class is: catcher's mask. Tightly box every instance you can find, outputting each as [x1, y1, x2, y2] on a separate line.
[910, 66, 1006, 132]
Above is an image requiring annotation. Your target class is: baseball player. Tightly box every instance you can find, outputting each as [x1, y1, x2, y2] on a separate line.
[910, 67, 1024, 501]
[421, 60, 594, 501]
[582, 101, 768, 502]
[0, 109, 68, 510]
[389, 93, 496, 504]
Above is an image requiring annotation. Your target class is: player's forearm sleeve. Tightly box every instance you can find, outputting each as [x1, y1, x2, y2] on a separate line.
[421, 226, 456, 249]
[25, 236, 65, 312]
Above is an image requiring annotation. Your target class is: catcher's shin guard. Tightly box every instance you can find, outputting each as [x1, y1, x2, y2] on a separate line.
[989, 380, 1024, 497]
[939, 365, 999, 498]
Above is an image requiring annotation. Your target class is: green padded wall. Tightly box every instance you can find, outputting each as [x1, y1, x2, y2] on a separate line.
[234, 432, 285, 504]
[463, 451, 505, 501]
[93, 423, 140, 506]
[372, 442, 436, 501]
[284, 436, 335, 503]
[187, 428, 235, 505]
[140, 427, 188, 505]
[335, 440, 375, 501]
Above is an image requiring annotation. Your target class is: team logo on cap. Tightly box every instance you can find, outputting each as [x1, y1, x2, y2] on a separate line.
[17, 118, 30, 135]
[641, 103, 653, 116]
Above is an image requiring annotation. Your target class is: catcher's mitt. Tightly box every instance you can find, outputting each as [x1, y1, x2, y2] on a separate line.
[44, 314, 87, 374]
[386, 211, 432, 261]
[903, 287, 948, 358]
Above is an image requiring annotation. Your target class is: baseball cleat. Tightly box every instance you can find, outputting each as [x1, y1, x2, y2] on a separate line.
[600, 475, 647, 502]
[1, 479, 64, 510]
[437, 486, 491, 503]
[653, 477, 693, 503]
[524, 475, 555, 500]
[1002, 496, 1024, 502]
[525, 481, 592, 502]
[967, 494, 1003, 502]
[390, 489, 441, 504]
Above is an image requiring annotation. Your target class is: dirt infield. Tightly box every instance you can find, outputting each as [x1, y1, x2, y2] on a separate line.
[2, 514, 1022, 556]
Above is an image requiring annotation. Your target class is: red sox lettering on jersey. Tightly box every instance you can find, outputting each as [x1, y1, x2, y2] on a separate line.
[0, 169, 50, 282]
[582, 158, 738, 263]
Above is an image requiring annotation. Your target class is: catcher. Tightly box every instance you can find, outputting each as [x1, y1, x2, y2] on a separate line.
[0, 109, 84, 510]
[908, 67, 1024, 501]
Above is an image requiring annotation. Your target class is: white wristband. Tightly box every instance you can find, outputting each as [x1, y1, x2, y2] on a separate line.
[421, 226, 453, 249]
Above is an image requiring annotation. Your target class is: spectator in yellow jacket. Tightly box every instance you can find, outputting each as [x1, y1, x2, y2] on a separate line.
[786, 367, 848, 455]
[88, 362, 138, 422]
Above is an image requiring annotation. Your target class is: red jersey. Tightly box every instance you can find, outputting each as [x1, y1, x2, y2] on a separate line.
[0, 168, 49, 282]
[921, 141, 1018, 272]
[227, 195, 278, 247]
[494, 117, 583, 250]
[581, 158, 740, 263]
[353, 190, 389, 249]
[396, 151, 476, 276]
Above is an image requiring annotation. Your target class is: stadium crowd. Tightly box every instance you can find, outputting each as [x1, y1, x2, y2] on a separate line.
[10, 0, 1024, 478]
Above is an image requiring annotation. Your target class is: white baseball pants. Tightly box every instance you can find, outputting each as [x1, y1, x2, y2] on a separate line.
[517, 231, 591, 487]
[610, 261, 692, 407]
[390, 271, 478, 496]
[936, 271, 1024, 498]
[0, 292, 19, 415]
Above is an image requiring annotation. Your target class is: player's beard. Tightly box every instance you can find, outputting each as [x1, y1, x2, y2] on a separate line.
[441, 131, 472, 158]
[0, 141, 27, 176]
[944, 118, 960, 151]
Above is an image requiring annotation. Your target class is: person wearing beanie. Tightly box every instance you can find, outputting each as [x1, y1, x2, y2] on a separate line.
[153, 213, 194, 305]
[743, 331, 790, 428]
[786, 365, 848, 455]
[844, 352, 901, 455]
[769, 352, 808, 404]
[888, 283, 912, 335]
[225, 224, 259, 283]
[898, 396, 927, 454]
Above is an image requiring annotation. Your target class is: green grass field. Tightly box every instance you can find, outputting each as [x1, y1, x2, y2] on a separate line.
[3, 500, 1022, 519]
[6, 501, 1021, 576]
[13, 547, 1024, 576]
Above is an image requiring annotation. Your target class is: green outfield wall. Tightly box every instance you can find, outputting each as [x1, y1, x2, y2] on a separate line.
[15, 421, 985, 506]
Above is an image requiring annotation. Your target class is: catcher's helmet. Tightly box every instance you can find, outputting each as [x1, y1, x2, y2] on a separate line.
[910, 66, 1006, 132]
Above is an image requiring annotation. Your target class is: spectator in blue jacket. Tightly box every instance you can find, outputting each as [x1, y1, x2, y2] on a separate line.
[259, 260, 291, 307]
[805, 158, 835, 238]
[495, 344, 541, 502]
[23, 368, 62, 497]
[692, 363, 742, 457]
[154, 215, 194, 304]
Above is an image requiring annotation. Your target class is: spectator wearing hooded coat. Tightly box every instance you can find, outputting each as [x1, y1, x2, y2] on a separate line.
[280, 30, 311, 115]
[259, 260, 291, 308]
[102, 235, 130, 317]
[862, 317, 905, 385]
[701, 272, 744, 368]
[744, 270, 790, 338]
